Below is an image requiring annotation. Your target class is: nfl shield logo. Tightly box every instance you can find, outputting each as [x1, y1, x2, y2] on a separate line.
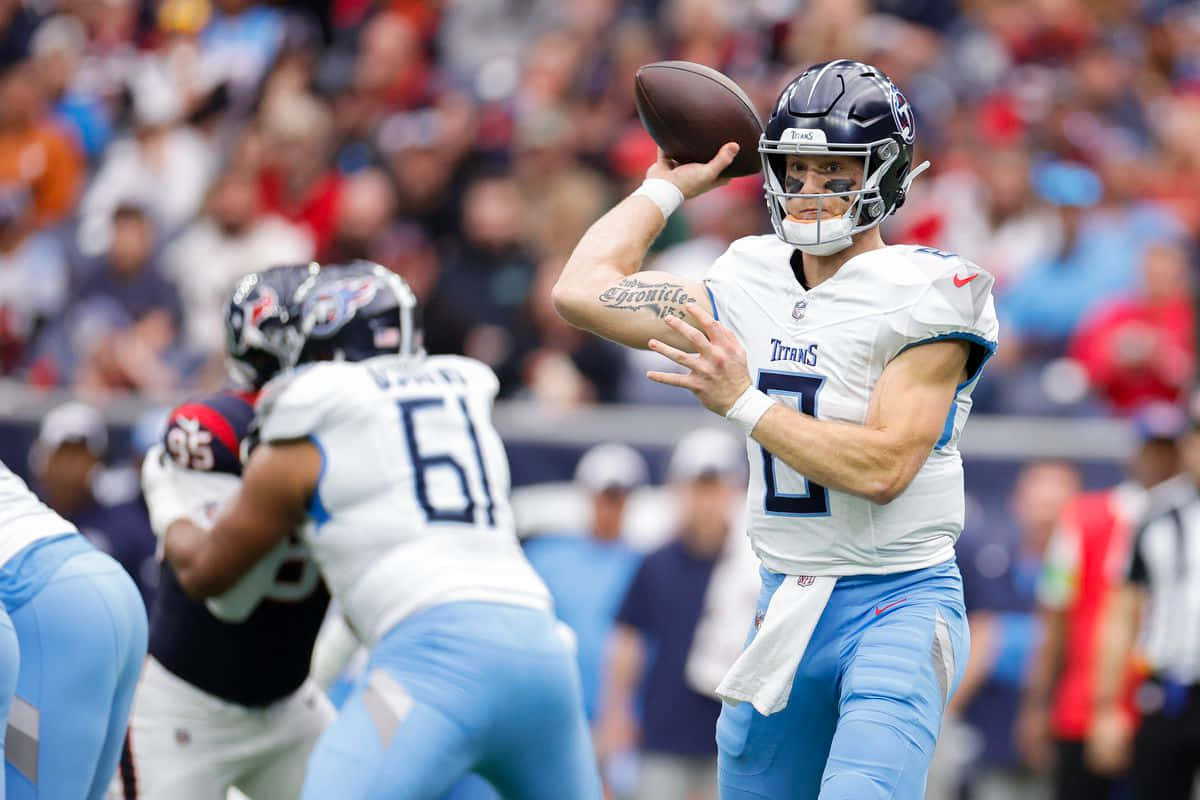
[792, 300, 807, 320]
[754, 610, 765, 631]
[796, 575, 815, 587]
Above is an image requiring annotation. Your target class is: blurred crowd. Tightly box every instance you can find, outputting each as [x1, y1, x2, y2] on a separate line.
[6, 0, 1200, 798]
[0, 0, 1195, 417]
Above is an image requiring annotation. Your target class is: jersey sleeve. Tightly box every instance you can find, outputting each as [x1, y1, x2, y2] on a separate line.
[163, 393, 254, 476]
[702, 237, 780, 345]
[256, 364, 373, 444]
[886, 251, 1001, 383]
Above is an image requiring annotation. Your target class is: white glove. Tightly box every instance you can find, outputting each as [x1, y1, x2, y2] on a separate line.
[140, 444, 194, 540]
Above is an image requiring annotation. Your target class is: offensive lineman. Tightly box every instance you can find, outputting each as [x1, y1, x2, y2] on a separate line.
[553, 60, 999, 799]
[146, 262, 601, 799]
[0, 459, 146, 798]
[125, 265, 334, 799]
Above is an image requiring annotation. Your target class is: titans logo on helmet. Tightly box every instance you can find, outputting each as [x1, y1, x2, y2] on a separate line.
[890, 88, 915, 144]
[304, 278, 380, 337]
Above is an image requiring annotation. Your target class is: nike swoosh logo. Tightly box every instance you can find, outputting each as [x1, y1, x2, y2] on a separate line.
[874, 598, 908, 616]
[953, 273, 979, 288]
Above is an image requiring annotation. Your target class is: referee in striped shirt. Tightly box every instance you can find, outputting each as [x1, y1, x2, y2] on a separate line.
[1092, 401, 1200, 798]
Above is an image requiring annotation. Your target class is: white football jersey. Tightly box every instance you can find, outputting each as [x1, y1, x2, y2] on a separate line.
[256, 354, 551, 646]
[0, 460, 75, 565]
[704, 236, 1000, 576]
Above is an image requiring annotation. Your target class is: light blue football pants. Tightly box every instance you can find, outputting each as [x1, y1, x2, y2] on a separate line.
[0, 536, 148, 800]
[0, 607, 19, 800]
[717, 559, 969, 800]
[303, 601, 602, 800]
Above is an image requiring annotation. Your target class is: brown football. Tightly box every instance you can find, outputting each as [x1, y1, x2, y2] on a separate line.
[634, 61, 763, 178]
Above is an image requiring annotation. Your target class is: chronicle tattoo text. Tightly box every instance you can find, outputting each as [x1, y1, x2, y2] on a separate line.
[598, 278, 696, 320]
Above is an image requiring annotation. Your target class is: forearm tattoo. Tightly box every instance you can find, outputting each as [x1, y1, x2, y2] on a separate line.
[599, 278, 696, 320]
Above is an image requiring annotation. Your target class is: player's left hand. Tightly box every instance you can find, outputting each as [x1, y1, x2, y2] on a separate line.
[646, 302, 751, 415]
[141, 444, 192, 540]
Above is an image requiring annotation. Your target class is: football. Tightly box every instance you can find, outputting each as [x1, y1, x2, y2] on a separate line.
[634, 61, 763, 178]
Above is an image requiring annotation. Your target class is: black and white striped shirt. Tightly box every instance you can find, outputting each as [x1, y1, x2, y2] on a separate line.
[1128, 475, 1200, 683]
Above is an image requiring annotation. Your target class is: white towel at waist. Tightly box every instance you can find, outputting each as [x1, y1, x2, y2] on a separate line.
[715, 573, 837, 715]
[685, 524, 760, 699]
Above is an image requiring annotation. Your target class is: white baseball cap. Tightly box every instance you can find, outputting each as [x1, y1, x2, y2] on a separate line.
[574, 443, 649, 494]
[36, 402, 108, 457]
[667, 427, 746, 484]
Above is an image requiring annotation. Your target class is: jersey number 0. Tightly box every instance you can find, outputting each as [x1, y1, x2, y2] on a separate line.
[758, 371, 831, 516]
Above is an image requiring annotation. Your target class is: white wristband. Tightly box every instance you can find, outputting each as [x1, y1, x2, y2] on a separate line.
[631, 178, 684, 220]
[725, 385, 776, 436]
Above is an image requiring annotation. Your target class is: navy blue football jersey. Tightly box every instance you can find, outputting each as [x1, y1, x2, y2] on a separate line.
[149, 390, 331, 707]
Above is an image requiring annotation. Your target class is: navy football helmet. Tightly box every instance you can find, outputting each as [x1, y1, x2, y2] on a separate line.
[224, 263, 318, 389]
[292, 260, 422, 365]
[760, 59, 930, 254]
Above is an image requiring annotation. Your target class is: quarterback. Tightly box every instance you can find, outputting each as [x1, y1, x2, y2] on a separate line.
[147, 262, 600, 799]
[554, 60, 999, 799]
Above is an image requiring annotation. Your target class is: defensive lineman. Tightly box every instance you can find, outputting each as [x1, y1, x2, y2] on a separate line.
[126, 265, 334, 799]
[146, 262, 601, 799]
[0, 459, 146, 798]
[554, 60, 999, 799]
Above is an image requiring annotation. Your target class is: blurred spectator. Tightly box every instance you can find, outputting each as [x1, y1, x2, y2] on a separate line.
[30, 14, 111, 161]
[997, 162, 1130, 351]
[1018, 403, 1183, 800]
[951, 460, 1082, 800]
[29, 402, 158, 608]
[524, 443, 648, 721]
[197, 0, 287, 108]
[0, 184, 68, 377]
[598, 429, 745, 800]
[324, 167, 396, 263]
[435, 173, 538, 390]
[0, 59, 83, 229]
[352, 11, 432, 113]
[76, 202, 181, 331]
[166, 167, 313, 362]
[376, 105, 471, 242]
[257, 91, 343, 258]
[1092, 396, 1200, 798]
[515, 258, 627, 406]
[1069, 242, 1195, 414]
[903, 147, 1062, 291]
[56, 203, 183, 395]
[77, 61, 216, 256]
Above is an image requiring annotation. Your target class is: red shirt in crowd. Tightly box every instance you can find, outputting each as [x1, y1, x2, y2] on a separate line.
[257, 169, 344, 259]
[1069, 296, 1194, 413]
[1038, 485, 1145, 740]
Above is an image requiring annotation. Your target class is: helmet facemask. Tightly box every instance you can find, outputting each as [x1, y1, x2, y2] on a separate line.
[761, 132, 916, 256]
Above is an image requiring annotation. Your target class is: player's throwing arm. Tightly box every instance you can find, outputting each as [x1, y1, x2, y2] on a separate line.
[551, 142, 739, 352]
